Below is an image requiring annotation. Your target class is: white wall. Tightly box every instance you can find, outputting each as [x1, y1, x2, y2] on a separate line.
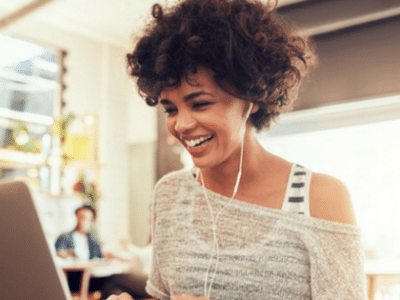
[3, 18, 157, 250]
[128, 89, 157, 144]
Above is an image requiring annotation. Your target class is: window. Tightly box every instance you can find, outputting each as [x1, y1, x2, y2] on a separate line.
[0, 34, 62, 191]
[259, 95, 400, 259]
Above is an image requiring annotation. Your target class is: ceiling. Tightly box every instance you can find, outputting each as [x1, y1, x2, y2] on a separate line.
[277, 0, 400, 37]
[0, 0, 400, 45]
[2, 0, 398, 48]
[0, 0, 305, 47]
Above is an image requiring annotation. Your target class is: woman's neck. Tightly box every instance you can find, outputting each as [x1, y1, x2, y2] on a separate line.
[199, 132, 267, 198]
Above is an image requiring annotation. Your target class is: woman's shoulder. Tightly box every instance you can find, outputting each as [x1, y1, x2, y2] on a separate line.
[154, 168, 196, 191]
[309, 172, 356, 225]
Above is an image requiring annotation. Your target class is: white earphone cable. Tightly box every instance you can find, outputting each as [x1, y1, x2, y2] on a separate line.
[201, 103, 253, 298]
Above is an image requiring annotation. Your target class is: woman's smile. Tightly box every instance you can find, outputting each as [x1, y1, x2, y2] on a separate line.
[160, 66, 252, 169]
[184, 134, 214, 148]
[184, 134, 215, 157]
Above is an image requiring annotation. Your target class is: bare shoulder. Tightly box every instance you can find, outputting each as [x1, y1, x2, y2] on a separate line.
[309, 172, 357, 225]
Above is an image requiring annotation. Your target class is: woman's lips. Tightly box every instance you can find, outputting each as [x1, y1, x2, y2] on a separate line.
[184, 134, 214, 148]
[184, 135, 214, 155]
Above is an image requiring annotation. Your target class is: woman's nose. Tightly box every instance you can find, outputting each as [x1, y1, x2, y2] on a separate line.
[174, 111, 196, 134]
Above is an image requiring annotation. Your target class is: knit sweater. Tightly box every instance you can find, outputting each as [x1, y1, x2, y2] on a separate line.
[146, 166, 367, 300]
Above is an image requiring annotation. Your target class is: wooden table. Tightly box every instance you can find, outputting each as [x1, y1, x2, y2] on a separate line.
[58, 259, 135, 300]
[365, 259, 400, 300]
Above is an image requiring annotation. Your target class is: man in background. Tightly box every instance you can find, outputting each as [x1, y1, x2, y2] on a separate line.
[55, 204, 111, 295]
[55, 205, 101, 261]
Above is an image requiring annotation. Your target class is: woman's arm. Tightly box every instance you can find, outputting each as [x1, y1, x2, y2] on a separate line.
[309, 172, 357, 224]
[308, 173, 367, 299]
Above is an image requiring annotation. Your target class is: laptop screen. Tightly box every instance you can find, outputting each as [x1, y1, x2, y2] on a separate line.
[0, 181, 72, 300]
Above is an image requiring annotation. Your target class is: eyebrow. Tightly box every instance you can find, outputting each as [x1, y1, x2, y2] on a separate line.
[160, 91, 212, 105]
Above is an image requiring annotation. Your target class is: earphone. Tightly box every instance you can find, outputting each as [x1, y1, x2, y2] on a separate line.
[201, 102, 253, 298]
[244, 102, 254, 120]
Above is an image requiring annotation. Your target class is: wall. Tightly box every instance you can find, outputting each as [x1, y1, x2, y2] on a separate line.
[2, 18, 157, 249]
[128, 142, 156, 246]
[156, 107, 184, 181]
[299, 15, 400, 110]
[276, 1, 400, 111]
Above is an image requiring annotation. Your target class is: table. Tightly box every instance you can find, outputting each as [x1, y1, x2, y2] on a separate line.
[365, 259, 400, 300]
[57, 258, 135, 300]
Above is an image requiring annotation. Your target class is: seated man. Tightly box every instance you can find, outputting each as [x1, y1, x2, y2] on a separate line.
[55, 204, 108, 294]
[55, 205, 101, 261]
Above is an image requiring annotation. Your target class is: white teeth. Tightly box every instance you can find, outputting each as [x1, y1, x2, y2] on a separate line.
[185, 135, 213, 147]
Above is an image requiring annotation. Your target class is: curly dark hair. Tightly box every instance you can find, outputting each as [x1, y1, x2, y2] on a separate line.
[127, 0, 315, 130]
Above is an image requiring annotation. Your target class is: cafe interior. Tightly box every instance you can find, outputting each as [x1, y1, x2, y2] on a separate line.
[1, 0, 400, 299]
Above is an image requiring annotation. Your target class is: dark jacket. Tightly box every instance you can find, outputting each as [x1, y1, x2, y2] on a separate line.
[55, 231, 102, 259]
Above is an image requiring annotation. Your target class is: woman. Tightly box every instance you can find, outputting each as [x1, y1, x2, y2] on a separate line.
[108, 0, 366, 299]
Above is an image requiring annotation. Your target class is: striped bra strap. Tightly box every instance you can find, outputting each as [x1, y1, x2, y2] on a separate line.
[281, 164, 312, 217]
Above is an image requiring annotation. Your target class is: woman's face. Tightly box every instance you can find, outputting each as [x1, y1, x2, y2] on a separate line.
[160, 66, 251, 169]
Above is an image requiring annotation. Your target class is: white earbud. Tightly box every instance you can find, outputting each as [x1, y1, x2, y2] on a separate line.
[239, 102, 253, 138]
[245, 102, 254, 120]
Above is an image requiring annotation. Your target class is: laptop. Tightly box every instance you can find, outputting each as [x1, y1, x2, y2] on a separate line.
[0, 181, 72, 300]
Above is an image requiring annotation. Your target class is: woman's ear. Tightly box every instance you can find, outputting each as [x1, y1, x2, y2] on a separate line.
[251, 103, 260, 114]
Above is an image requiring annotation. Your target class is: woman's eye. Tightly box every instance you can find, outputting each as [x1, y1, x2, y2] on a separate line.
[164, 107, 177, 115]
[192, 101, 211, 109]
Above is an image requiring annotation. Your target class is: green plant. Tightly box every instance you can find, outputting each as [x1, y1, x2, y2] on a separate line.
[10, 121, 40, 153]
[72, 172, 99, 206]
[51, 113, 76, 165]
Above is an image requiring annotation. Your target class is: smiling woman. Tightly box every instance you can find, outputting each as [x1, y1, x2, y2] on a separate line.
[159, 66, 256, 170]
[111, 0, 368, 299]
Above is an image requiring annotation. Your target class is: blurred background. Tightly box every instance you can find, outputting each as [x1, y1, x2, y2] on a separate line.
[0, 0, 399, 298]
